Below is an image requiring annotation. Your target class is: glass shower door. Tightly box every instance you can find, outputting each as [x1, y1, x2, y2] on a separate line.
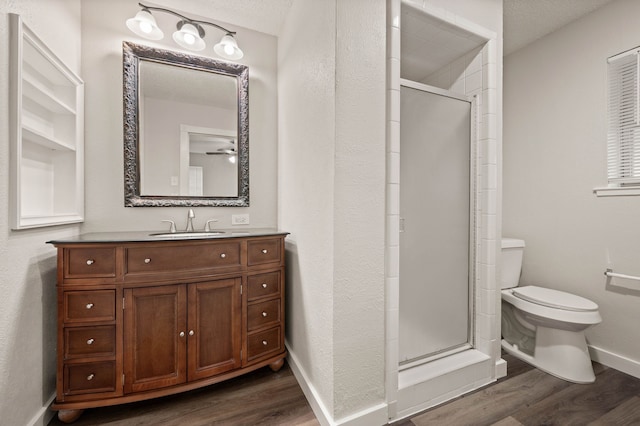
[399, 82, 473, 365]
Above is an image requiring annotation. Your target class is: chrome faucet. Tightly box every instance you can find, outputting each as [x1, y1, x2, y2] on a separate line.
[185, 208, 195, 232]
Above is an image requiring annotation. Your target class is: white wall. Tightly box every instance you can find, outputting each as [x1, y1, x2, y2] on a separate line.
[504, 0, 640, 375]
[278, 0, 387, 423]
[81, 0, 278, 231]
[0, 2, 82, 425]
[277, 0, 337, 418]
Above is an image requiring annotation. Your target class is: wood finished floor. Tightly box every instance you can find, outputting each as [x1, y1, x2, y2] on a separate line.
[49, 353, 640, 426]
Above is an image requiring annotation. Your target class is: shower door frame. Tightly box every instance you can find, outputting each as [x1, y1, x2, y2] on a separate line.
[398, 78, 479, 370]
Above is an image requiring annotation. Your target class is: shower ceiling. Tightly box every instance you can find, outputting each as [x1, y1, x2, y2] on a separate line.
[400, 4, 485, 82]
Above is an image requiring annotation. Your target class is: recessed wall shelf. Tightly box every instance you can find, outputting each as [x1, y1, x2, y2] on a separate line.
[9, 13, 84, 229]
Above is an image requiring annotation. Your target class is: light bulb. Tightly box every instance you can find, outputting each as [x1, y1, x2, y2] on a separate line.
[214, 34, 243, 60]
[126, 9, 163, 40]
[172, 22, 205, 51]
[183, 33, 195, 45]
[139, 21, 152, 34]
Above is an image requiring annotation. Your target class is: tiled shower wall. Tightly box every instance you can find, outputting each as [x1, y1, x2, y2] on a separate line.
[385, 0, 499, 415]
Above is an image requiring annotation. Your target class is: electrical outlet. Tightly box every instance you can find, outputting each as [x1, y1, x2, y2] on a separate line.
[231, 214, 250, 225]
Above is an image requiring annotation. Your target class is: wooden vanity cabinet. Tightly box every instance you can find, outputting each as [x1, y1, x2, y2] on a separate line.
[50, 233, 287, 423]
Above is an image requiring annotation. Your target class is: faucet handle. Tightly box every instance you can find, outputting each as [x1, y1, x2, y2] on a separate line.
[204, 219, 218, 232]
[161, 220, 177, 233]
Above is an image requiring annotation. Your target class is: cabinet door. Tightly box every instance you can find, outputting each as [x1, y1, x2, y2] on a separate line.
[188, 278, 241, 381]
[124, 285, 187, 393]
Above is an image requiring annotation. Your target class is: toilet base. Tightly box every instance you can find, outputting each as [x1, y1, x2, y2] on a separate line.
[502, 324, 596, 384]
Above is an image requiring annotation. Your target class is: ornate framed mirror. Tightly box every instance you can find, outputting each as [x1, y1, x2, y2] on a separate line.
[123, 41, 249, 207]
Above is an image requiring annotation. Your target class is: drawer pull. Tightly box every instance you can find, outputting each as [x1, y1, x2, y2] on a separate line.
[220, 253, 226, 258]
[262, 312, 268, 317]
[86, 303, 94, 310]
[262, 340, 268, 346]
[262, 249, 268, 254]
[87, 374, 95, 381]
[86, 259, 95, 265]
[189, 330, 194, 336]
[179, 331, 185, 337]
[144, 258, 151, 264]
[262, 283, 268, 289]
[87, 338, 95, 345]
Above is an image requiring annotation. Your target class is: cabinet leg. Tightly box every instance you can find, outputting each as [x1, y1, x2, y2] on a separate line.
[269, 358, 285, 372]
[57, 409, 84, 423]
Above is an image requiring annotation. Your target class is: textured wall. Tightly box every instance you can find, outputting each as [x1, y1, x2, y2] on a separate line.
[278, 0, 337, 416]
[332, 0, 387, 419]
[503, 0, 640, 375]
[278, 0, 387, 423]
[0, 2, 81, 425]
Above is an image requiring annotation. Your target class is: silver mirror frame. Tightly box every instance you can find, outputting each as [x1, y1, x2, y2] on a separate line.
[123, 41, 249, 207]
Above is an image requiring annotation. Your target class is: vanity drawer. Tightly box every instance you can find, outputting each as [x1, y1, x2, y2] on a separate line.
[64, 290, 115, 323]
[247, 239, 281, 266]
[125, 242, 241, 275]
[247, 299, 281, 331]
[64, 361, 116, 395]
[65, 247, 116, 279]
[246, 271, 281, 301]
[64, 326, 116, 359]
[247, 326, 282, 362]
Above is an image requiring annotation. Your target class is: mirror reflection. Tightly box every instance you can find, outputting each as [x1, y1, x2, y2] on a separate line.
[123, 42, 249, 207]
[139, 61, 238, 197]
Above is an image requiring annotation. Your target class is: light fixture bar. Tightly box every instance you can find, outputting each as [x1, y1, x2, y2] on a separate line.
[137, 2, 237, 37]
[129, 3, 244, 59]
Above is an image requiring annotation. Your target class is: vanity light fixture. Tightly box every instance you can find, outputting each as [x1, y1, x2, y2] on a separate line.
[126, 2, 244, 60]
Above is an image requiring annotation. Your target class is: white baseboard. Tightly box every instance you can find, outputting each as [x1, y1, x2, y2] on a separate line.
[589, 345, 640, 379]
[495, 358, 507, 379]
[286, 346, 389, 426]
[27, 393, 56, 426]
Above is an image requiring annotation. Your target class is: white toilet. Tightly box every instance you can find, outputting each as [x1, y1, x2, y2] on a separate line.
[501, 238, 602, 383]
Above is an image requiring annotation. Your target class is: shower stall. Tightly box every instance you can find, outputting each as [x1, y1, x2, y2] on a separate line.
[385, 0, 502, 420]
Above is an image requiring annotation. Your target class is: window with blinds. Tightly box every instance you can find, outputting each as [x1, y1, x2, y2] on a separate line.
[607, 48, 640, 186]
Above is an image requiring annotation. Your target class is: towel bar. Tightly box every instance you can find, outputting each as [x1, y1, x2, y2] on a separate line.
[604, 268, 640, 281]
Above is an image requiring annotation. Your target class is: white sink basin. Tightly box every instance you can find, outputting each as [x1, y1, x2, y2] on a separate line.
[149, 231, 225, 238]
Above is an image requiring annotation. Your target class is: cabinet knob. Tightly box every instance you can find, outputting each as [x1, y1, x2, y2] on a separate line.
[179, 331, 185, 337]
[262, 340, 268, 346]
[262, 283, 268, 289]
[144, 258, 151, 264]
[189, 330, 194, 336]
[87, 338, 94, 345]
[86, 374, 95, 381]
[220, 253, 226, 258]
[86, 259, 94, 265]
[86, 303, 94, 310]
[262, 312, 268, 317]
[262, 249, 268, 254]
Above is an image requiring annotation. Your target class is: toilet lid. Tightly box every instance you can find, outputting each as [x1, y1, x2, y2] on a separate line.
[512, 286, 599, 312]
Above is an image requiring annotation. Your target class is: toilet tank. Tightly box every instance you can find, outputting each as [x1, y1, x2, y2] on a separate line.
[501, 238, 525, 289]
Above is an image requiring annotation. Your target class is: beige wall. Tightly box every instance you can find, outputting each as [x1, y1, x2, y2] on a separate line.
[81, 0, 278, 232]
[0, 2, 82, 425]
[504, 0, 640, 376]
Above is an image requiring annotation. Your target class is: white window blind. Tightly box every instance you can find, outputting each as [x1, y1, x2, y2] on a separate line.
[607, 49, 640, 185]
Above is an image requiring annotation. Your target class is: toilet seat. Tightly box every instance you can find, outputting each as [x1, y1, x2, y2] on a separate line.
[512, 286, 598, 312]
[501, 288, 602, 325]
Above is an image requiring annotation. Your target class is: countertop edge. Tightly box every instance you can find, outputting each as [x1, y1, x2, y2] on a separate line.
[46, 229, 289, 244]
